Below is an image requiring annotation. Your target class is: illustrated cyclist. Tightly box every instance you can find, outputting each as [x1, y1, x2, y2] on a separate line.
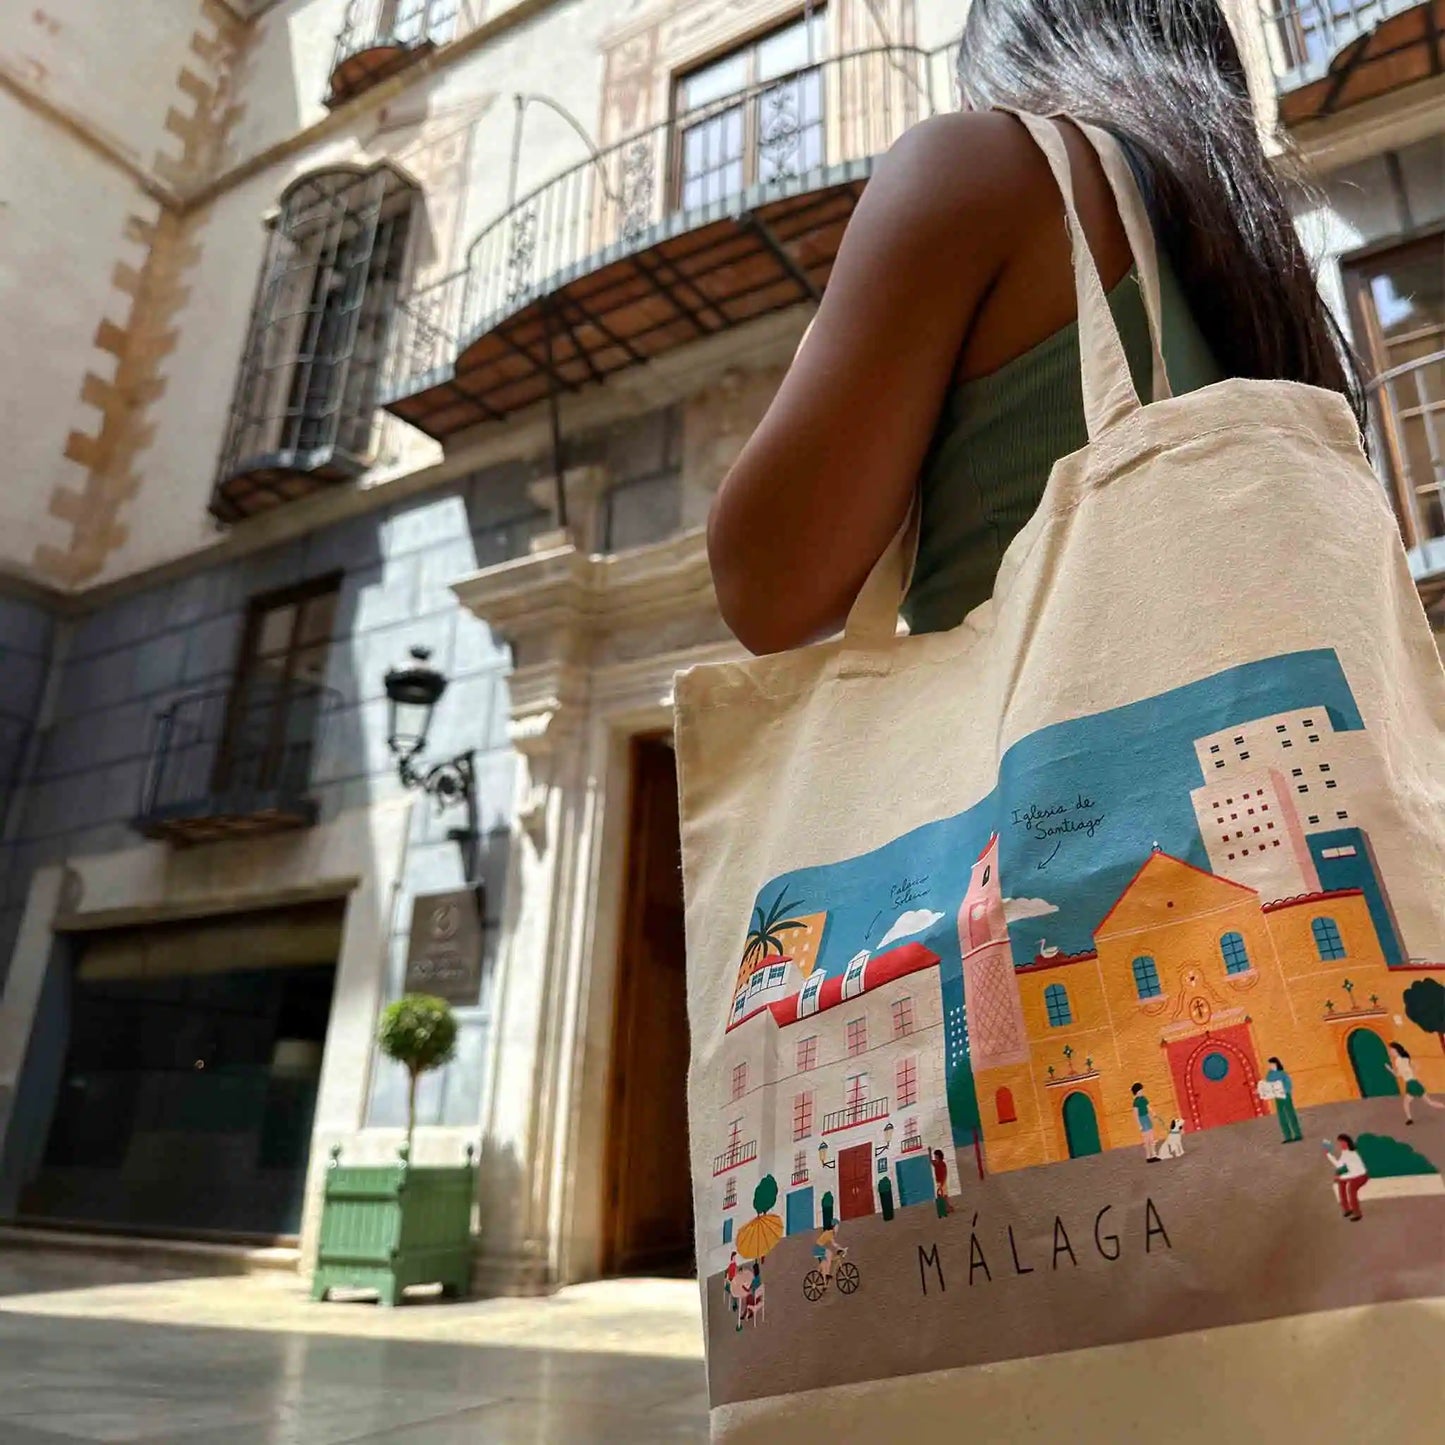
[813, 1224, 842, 1281]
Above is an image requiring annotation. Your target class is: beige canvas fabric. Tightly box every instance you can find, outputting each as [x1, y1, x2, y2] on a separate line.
[676, 112, 1445, 1441]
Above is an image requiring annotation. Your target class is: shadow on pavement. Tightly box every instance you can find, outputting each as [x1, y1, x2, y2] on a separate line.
[0, 1308, 708, 1444]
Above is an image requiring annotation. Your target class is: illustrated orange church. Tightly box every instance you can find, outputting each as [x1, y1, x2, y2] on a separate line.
[962, 838, 1445, 1174]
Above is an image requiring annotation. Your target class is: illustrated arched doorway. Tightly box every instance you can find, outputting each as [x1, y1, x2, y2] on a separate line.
[1347, 1029, 1399, 1098]
[1187, 1040, 1260, 1129]
[1062, 1091, 1102, 1158]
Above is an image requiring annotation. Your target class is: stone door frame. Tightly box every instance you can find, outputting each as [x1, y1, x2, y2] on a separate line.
[454, 526, 739, 1291]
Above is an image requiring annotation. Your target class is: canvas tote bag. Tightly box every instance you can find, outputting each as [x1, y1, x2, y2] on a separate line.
[675, 111, 1445, 1441]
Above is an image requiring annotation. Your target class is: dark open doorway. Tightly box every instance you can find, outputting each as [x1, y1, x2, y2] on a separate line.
[602, 735, 694, 1276]
[19, 899, 344, 1242]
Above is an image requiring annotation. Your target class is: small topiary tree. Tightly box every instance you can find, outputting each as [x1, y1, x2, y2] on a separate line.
[752, 1174, 779, 1216]
[378, 994, 458, 1156]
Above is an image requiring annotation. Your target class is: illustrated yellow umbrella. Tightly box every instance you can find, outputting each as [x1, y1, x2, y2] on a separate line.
[736, 1211, 783, 1262]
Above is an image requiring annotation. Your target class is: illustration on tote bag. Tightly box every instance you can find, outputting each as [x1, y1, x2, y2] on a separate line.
[704, 647, 1445, 1404]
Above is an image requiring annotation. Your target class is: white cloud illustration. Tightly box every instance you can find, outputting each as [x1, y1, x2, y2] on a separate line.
[877, 909, 944, 950]
[1003, 896, 1059, 923]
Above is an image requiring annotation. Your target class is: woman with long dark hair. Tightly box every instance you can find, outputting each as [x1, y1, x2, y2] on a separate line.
[708, 0, 1363, 652]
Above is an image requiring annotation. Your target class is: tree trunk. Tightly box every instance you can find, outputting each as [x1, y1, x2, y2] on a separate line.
[406, 1069, 418, 1160]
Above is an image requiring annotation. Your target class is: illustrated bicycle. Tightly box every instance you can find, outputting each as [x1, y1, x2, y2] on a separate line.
[803, 1246, 859, 1301]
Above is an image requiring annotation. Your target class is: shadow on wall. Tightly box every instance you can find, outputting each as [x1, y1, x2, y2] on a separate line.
[0, 930, 77, 1219]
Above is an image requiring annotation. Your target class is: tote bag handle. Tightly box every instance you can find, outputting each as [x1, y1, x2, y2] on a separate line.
[842, 112, 1172, 656]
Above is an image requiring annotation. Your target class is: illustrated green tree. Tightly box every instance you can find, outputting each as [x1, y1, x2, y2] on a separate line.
[752, 1174, 779, 1216]
[743, 892, 807, 966]
[821, 1191, 835, 1229]
[378, 994, 459, 1155]
[1404, 978, 1445, 1055]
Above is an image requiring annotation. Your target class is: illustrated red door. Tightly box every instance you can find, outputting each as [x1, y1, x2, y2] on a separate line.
[838, 1143, 876, 1221]
[1168, 1025, 1263, 1131]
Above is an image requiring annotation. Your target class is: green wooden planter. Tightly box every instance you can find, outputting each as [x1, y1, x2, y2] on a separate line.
[311, 1143, 476, 1306]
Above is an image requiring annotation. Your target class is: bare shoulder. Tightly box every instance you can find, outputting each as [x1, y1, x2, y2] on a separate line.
[866, 111, 1062, 227]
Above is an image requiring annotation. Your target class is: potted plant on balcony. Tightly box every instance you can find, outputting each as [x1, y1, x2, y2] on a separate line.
[312, 994, 477, 1306]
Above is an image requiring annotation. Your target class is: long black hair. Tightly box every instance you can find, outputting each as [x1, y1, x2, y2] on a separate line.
[956, 0, 1366, 433]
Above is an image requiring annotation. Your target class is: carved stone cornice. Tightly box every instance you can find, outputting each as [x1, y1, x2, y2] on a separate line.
[451, 527, 717, 671]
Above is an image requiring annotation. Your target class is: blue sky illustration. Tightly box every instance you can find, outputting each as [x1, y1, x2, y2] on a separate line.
[749, 650, 1363, 990]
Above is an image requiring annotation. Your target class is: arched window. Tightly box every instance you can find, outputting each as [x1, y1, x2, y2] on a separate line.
[1132, 955, 1161, 999]
[995, 1086, 1017, 1124]
[1043, 983, 1072, 1028]
[1312, 916, 1346, 961]
[214, 163, 418, 522]
[1220, 932, 1251, 974]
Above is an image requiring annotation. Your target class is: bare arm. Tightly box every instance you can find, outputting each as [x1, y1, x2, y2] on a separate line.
[706, 113, 1027, 655]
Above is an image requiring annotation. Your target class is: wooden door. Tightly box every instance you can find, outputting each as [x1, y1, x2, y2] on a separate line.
[603, 737, 694, 1275]
[838, 1142, 875, 1220]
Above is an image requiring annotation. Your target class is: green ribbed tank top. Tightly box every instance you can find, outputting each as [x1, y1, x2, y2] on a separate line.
[903, 260, 1222, 635]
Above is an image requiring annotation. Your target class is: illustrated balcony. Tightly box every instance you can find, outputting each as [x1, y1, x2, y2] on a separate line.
[1371, 346, 1445, 608]
[1258, 0, 1444, 124]
[822, 1097, 889, 1134]
[133, 680, 340, 846]
[381, 44, 957, 440]
[326, 0, 460, 108]
[713, 1140, 758, 1177]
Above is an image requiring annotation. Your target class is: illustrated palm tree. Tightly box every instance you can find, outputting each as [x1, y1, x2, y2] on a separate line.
[743, 891, 807, 967]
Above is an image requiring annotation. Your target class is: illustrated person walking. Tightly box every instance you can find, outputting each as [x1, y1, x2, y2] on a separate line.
[1325, 1134, 1369, 1221]
[1388, 1042, 1445, 1125]
[1131, 1083, 1158, 1162]
[1265, 1056, 1303, 1143]
[931, 1148, 953, 1216]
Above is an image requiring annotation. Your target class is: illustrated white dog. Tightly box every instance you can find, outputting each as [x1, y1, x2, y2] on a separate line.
[1156, 1118, 1186, 1159]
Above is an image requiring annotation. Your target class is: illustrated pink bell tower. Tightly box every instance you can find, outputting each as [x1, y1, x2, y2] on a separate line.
[958, 835, 1029, 1069]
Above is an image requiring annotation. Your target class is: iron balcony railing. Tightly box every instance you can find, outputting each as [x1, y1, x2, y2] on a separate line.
[823, 1097, 890, 1134]
[712, 1139, 758, 1177]
[383, 44, 956, 400]
[328, 0, 460, 106]
[137, 679, 341, 836]
[1370, 347, 1445, 563]
[1257, 0, 1420, 90]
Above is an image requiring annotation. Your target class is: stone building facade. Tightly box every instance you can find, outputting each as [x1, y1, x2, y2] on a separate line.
[0, 0, 1440, 1292]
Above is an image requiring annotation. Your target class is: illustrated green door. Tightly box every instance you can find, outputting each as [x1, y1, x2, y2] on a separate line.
[1347, 1029, 1399, 1098]
[1062, 1091, 1102, 1158]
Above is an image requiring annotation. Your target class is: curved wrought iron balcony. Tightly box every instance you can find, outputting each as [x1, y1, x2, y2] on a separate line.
[134, 680, 341, 846]
[382, 45, 955, 440]
[326, 0, 460, 108]
[1370, 346, 1445, 606]
[1259, 0, 1444, 124]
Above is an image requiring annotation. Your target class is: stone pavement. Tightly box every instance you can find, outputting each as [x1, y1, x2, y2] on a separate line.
[0, 1249, 707, 1443]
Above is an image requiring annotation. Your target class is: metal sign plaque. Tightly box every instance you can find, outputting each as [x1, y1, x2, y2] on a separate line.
[403, 886, 485, 1004]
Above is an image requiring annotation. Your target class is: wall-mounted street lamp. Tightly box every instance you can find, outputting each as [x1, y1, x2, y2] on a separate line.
[384, 646, 479, 881]
[818, 1140, 834, 1170]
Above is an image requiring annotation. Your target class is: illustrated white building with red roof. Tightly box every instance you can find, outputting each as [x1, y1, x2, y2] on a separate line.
[710, 930, 954, 1274]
